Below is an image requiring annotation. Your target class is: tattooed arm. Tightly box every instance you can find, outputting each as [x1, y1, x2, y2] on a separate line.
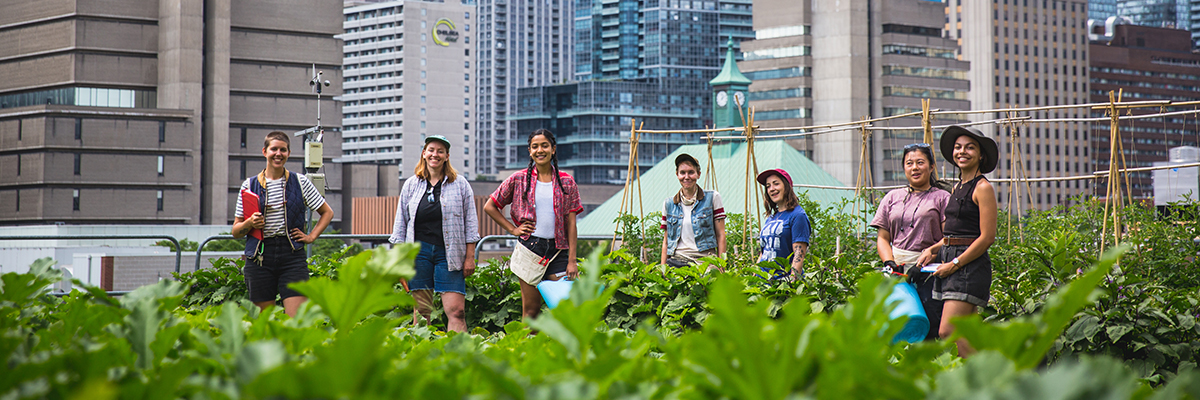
[791, 242, 809, 278]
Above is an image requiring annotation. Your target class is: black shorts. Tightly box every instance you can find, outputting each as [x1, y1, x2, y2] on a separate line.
[520, 236, 569, 280]
[933, 244, 992, 307]
[244, 237, 310, 302]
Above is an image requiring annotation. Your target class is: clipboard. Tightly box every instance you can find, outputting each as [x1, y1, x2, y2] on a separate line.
[240, 189, 264, 240]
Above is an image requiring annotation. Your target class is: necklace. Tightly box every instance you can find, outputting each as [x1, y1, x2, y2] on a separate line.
[899, 188, 929, 234]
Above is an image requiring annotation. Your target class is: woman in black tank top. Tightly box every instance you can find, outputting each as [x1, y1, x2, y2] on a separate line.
[917, 126, 999, 358]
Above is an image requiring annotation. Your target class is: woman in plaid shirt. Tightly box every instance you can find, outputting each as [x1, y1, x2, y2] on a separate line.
[484, 129, 584, 320]
[389, 135, 481, 332]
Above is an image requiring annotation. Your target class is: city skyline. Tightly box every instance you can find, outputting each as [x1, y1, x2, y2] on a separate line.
[5, 0, 1200, 229]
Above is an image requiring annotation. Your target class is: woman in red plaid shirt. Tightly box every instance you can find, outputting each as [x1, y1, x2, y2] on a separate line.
[484, 129, 583, 320]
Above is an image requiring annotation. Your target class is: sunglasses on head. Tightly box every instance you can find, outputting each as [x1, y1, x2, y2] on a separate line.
[903, 143, 931, 151]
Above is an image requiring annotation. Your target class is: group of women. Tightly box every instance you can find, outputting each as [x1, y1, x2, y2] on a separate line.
[386, 125, 998, 356]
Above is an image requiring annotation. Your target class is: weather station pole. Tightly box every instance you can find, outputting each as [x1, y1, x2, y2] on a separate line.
[295, 64, 330, 260]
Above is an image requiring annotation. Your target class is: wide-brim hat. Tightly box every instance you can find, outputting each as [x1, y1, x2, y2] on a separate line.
[424, 135, 451, 150]
[940, 125, 998, 174]
[756, 168, 793, 186]
[674, 153, 700, 169]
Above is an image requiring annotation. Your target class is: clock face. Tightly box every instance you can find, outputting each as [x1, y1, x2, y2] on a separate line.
[733, 91, 746, 106]
[716, 91, 728, 107]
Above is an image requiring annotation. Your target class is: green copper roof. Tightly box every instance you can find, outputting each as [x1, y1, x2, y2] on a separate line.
[709, 37, 752, 86]
[577, 141, 854, 236]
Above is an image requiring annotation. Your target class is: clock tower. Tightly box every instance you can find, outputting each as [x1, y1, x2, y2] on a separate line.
[710, 37, 752, 129]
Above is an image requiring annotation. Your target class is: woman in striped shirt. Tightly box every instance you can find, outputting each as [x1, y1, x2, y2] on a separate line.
[233, 131, 334, 317]
[389, 135, 481, 332]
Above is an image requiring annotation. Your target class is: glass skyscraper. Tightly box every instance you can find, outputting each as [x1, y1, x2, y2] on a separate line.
[1118, 0, 1190, 29]
[507, 0, 753, 184]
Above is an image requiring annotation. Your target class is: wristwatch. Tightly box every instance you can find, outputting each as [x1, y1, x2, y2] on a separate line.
[951, 257, 961, 268]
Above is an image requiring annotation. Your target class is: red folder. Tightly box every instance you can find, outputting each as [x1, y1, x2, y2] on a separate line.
[241, 189, 264, 240]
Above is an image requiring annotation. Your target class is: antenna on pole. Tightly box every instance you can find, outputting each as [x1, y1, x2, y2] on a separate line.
[293, 64, 330, 259]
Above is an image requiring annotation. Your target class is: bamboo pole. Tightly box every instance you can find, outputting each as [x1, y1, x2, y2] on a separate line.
[611, 119, 639, 254]
[922, 99, 934, 145]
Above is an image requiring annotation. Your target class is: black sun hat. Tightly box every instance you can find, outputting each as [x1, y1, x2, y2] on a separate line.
[939, 125, 999, 174]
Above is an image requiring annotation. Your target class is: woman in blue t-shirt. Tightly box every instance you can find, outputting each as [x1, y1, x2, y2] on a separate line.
[756, 169, 812, 281]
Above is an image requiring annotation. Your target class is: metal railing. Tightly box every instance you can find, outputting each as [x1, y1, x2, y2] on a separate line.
[194, 234, 391, 272]
[474, 234, 613, 262]
[0, 235, 182, 273]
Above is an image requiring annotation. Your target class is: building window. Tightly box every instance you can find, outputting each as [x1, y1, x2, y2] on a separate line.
[157, 156, 164, 176]
[157, 190, 164, 211]
[158, 121, 166, 142]
[240, 128, 247, 148]
[15, 154, 19, 175]
[464, 86, 470, 93]
[73, 189, 80, 211]
[421, 121, 426, 129]
[75, 118, 82, 139]
[74, 153, 81, 175]
[240, 160, 246, 178]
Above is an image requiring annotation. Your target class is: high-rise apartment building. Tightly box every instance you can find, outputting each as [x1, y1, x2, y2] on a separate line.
[738, 0, 970, 187]
[1089, 23, 1200, 201]
[472, 0, 573, 177]
[948, 0, 1091, 210]
[0, 0, 343, 226]
[340, 1, 476, 178]
[504, 0, 753, 184]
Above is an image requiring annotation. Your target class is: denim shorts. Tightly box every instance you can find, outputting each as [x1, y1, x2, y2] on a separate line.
[244, 236, 310, 302]
[933, 244, 992, 307]
[409, 241, 466, 294]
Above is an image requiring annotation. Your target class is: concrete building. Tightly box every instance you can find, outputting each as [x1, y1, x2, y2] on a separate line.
[738, 0, 970, 187]
[948, 0, 1092, 210]
[472, 0, 573, 178]
[1089, 23, 1200, 201]
[737, 0, 813, 154]
[0, 0, 344, 226]
[339, 0, 476, 180]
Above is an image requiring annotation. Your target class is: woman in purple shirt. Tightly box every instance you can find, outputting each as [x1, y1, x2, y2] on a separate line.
[871, 143, 950, 272]
[871, 143, 950, 340]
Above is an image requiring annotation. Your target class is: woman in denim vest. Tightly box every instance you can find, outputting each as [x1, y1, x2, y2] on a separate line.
[389, 135, 481, 333]
[659, 153, 726, 269]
